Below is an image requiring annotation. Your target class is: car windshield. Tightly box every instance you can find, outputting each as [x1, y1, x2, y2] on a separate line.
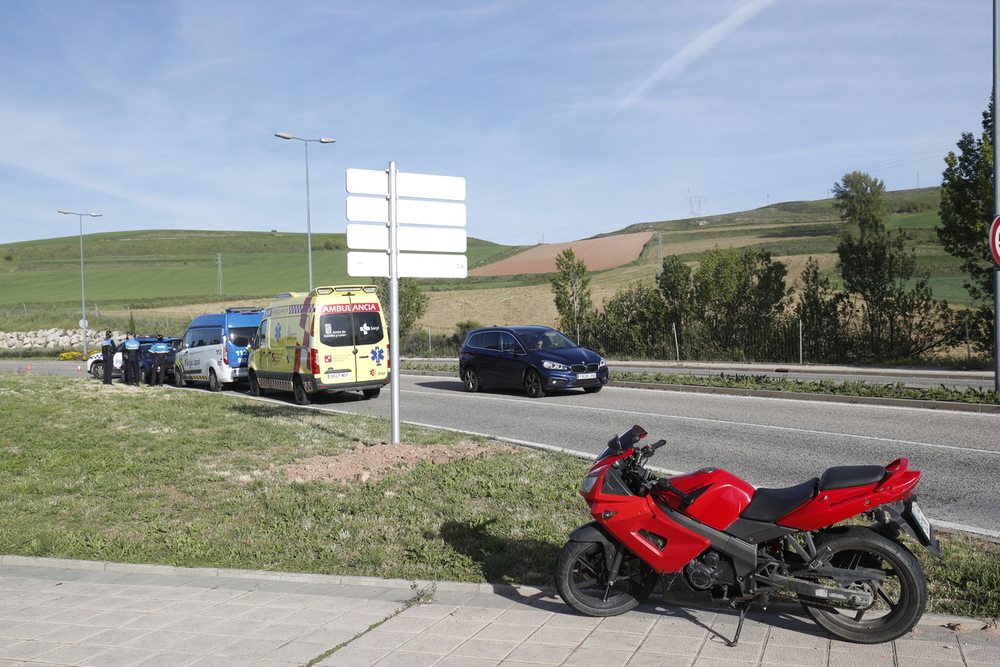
[514, 330, 577, 351]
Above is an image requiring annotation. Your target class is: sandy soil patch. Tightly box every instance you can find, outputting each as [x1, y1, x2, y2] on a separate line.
[470, 231, 656, 276]
[277, 440, 514, 484]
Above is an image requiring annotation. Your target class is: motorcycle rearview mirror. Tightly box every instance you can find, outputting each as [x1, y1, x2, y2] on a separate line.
[609, 425, 647, 451]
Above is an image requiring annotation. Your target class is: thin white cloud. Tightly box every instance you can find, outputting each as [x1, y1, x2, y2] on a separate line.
[618, 0, 780, 109]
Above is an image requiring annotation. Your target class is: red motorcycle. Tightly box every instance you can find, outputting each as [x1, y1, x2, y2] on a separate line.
[555, 425, 940, 646]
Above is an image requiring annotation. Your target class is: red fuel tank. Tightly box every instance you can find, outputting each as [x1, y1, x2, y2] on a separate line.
[665, 467, 755, 531]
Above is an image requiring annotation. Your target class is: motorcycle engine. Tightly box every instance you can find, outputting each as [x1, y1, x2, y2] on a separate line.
[684, 551, 735, 590]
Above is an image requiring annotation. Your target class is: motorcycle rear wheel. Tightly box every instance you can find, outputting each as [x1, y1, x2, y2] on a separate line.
[555, 540, 657, 616]
[799, 526, 927, 643]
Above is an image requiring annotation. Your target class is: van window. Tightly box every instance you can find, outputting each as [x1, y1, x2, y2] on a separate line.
[319, 312, 384, 347]
[228, 326, 256, 348]
[481, 331, 501, 350]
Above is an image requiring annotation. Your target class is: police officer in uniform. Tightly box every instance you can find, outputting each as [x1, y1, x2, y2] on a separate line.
[101, 331, 115, 385]
[122, 332, 141, 386]
[149, 334, 170, 386]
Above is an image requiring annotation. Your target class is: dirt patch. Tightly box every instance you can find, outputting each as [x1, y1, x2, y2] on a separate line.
[277, 440, 514, 484]
[469, 231, 656, 276]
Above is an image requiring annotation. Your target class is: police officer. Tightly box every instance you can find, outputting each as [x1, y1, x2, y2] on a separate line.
[100, 331, 115, 385]
[122, 332, 141, 386]
[149, 334, 170, 386]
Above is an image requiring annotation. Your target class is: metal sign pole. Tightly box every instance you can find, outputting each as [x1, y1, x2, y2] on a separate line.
[994, 0, 999, 392]
[388, 162, 402, 444]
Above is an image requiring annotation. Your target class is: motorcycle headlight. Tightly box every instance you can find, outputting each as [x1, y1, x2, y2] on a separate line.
[580, 475, 599, 494]
[543, 360, 568, 371]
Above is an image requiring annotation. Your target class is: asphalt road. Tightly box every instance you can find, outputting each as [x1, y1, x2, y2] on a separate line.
[5, 360, 999, 537]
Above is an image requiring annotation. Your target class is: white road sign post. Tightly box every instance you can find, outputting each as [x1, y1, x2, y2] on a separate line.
[346, 162, 467, 444]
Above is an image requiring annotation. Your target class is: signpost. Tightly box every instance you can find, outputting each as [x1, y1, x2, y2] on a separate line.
[345, 162, 467, 443]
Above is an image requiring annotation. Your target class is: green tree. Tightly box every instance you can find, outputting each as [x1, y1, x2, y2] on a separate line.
[550, 248, 592, 342]
[834, 173, 954, 360]
[371, 277, 429, 339]
[833, 171, 886, 233]
[588, 283, 668, 359]
[794, 257, 850, 362]
[937, 101, 995, 352]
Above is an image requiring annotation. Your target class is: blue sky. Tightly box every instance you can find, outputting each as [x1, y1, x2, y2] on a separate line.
[0, 0, 991, 247]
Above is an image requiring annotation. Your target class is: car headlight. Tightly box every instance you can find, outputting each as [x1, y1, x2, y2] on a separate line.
[599, 358, 607, 368]
[543, 360, 568, 370]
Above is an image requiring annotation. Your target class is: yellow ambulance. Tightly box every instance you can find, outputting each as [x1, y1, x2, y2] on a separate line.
[248, 285, 390, 404]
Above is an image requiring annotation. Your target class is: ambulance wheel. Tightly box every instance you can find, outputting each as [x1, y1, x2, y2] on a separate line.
[293, 376, 311, 405]
[91, 362, 104, 380]
[174, 366, 186, 387]
[207, 369, 222, 392]
[248, 371, 264, 396]
[362, 388, 380, 399]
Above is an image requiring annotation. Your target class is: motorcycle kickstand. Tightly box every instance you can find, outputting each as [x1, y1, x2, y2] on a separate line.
[727, 601, 752, 648]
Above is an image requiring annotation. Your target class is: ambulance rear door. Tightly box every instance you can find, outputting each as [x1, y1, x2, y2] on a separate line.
[316, 295, 387, 386]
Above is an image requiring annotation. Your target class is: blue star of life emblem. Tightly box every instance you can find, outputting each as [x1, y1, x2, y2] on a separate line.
[370, 347, 385, 364]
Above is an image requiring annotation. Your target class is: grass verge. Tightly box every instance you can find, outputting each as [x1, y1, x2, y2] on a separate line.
[0, 372, 996, 623]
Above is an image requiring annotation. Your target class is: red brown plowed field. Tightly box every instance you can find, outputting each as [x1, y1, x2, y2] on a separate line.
[469, 231, 655, 276]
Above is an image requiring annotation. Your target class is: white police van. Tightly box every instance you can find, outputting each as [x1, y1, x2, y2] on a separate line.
[174, 308, 264, 391]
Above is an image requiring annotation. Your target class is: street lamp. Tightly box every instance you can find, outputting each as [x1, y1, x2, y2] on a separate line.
[58, 210, 102, 358]
[274, 132, 336, 291]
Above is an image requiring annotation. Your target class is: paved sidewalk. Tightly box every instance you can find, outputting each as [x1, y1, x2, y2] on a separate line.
[0, 557, 997, 667]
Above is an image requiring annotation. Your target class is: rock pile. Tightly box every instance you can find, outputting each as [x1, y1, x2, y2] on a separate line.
[0, 329, 122, 349]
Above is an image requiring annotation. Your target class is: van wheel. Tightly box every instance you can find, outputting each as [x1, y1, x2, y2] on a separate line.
[293, 376, 311, 405]
[248, 371, 264, 396]
[362, 388, 380, 399]
[174, 366, 185, 387]
[524, 369, 545, 398]
[208, 369, 222, 392]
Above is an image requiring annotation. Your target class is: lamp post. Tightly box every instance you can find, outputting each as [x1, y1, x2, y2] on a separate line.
[274, 133, 336, 291]
[57, 210, 102, 358]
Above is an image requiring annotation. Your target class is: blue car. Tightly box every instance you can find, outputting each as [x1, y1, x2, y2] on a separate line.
[458, 325, 609, 397]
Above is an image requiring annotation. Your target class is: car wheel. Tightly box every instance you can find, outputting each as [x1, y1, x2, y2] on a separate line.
[248, 371, 264, 396]
[207, 369, 222, 392]
[293, 375, 311, 405]
[140, 367, 150, 385]
[91, 362, 104, 380]
[362, 388, 380, 399]
[524, 369, 545, 398]
[584, 386, 602, 394]
[174, 366, 186, 387]
[462, 368, 480, 392]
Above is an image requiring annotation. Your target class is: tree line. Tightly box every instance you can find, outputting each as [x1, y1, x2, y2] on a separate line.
[552, 99, 997, 364]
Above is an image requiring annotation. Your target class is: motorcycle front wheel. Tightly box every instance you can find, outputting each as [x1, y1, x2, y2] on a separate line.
[799, 526, 927, 644]
[554, 540, 657, 617]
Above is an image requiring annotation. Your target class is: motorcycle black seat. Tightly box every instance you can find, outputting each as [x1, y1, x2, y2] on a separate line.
[740, 478, 818, 523]
[819, 465, 886, 491]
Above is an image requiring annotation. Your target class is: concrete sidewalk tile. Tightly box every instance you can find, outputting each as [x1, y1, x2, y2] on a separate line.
[493, 607, 555, 626]
[370, 650, 443, 667]
[580, 629, 647, 652]
[424, 617, 490, 638]
[0, 621, 64, 640]
[397, 630, 468, 655]
[627, 654, 695, 667]
[503, 640, 575, 665]
[827, 648, 896, 667]
[635, 631, 704, 657]
[451, 637, 518, 660]
[348, 628, 415, 651]
[596, 614, 656, 635]
[895, 636, 966, 661]
[527, 625, 591, 646]
[760, 642, 827, 667]
[0, 639, 63, 661]
[561, 645, 633, 667]
[41, 642, 110, 665]
[961, 643, 1000, 664]
[121, 628, 190, 651]
[314, 644, 392, 666]
[158, 615, 224, 635]
[78, 645, 157, 666]
[473, 621, 537, 643]
[133, 650, 201, 667]
[376, 613, 440, 634]
[540, 614, 602, 631]
[434, 657, 500, 667]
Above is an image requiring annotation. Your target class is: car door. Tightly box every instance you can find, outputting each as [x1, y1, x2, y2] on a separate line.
[493, 332, 527, 387]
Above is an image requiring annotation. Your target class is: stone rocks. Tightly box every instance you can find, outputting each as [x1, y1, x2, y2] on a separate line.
[0, 329, 121, 349]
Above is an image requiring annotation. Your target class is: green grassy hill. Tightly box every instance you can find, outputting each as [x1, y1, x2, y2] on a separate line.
[0, 186, 976, 336]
